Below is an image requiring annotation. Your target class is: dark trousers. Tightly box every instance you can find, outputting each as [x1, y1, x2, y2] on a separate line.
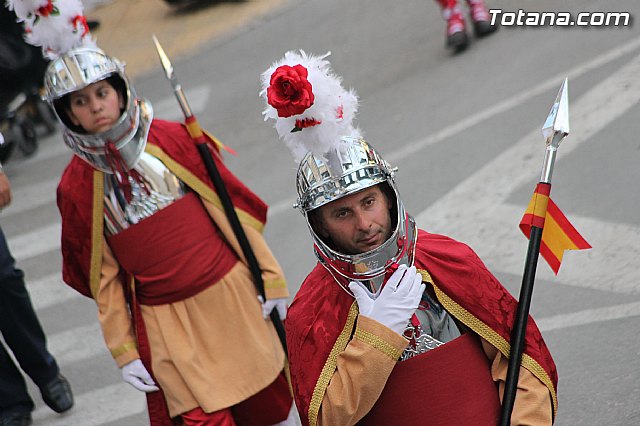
[0, 227, 59, 414]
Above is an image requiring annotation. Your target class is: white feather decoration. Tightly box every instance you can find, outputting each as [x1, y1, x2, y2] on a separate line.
[260, 50, 361, 162]
[6, 0, 95, 59]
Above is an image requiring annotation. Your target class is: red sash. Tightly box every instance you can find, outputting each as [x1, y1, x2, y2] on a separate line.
[358, 333, 500, 426]
[107, 192, 238, 305]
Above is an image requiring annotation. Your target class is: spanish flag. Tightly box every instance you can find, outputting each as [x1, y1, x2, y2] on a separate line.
[519, 183, 591, 274]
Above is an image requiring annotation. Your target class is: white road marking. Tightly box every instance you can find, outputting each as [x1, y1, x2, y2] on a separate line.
[46, 323, 107, 366]
[27, 272, 82, 310]
[8, 221, 60, 261]
[387, 34, 640, 163]
[3, 179, 58, 216]
[537, 301, 640, 332]
[414, 50, 640, 295]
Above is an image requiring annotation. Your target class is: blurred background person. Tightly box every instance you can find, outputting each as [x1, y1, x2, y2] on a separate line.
[435, 0, 498, 52]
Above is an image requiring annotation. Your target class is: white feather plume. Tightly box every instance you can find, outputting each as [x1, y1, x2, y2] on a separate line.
[6, 0, 95, 59]
[260, 50, 361, 162]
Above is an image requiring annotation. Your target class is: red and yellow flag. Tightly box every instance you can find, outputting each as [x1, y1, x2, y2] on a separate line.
[519, 183, 591, 274]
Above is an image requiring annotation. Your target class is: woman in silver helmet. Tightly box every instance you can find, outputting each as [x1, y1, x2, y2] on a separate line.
[51, 46, 295, 425]
[261, 51, 557, 426]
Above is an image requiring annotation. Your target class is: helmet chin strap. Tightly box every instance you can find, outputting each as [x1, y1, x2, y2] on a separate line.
[104, 140, 149, 203]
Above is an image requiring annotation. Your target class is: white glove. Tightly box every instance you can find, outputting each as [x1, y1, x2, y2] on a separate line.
[348, 280, 376, 314]
[349, 265, 425, 334]
[121, 359, 160, 393]
[258, 296, 288, 320]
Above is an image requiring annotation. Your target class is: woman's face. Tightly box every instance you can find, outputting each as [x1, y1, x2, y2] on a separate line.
[66, 80, 124, 134]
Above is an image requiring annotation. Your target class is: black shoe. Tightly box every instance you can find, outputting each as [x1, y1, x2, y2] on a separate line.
[40, 374, 74, 413]
[473, 19, 498, 38]
[0, 411, 32, 426]
[447, 30, 470, 53]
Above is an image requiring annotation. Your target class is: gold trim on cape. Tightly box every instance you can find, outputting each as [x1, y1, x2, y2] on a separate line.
[145, 144, 264, 233]
[354, 328, 403, 360]
[89, 170, 105, 298]
[308, 302, 359, 426]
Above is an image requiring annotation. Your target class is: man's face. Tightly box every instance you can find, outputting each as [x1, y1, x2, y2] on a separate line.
[316, 185, 393, 255]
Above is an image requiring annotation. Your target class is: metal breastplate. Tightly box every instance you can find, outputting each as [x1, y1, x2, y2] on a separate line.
[104, 151, 187, 235]
[399, 291, 461, 362]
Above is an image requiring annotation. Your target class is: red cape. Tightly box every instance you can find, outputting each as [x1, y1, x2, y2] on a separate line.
[56, 119, 267, 298]
[286, 230, 558, 425]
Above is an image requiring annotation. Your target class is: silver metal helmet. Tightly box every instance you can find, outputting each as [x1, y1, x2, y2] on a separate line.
[43, 47, 152, 173]
[296, 136, 417, 282]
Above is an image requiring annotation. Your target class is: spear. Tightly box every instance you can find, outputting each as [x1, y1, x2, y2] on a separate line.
[152, 35, 287, 353]
[500, 78, 569, 425]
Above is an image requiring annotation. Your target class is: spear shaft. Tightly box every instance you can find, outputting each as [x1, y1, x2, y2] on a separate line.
[500, 79, 568, 425]
[152, 36, 287, 353]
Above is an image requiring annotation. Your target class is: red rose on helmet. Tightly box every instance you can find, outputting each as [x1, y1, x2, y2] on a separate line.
[267, 65, 315, 118]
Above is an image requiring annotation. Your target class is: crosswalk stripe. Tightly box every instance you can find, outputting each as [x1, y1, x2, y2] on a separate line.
[46, 323, 106, 366]
[3, 179, 58, 217]
[537, 301, 640, 332]
[8, 221, 60, 261]
[27, 272, 81, 310]
[456, 204, 640, 292]
[31, 382, 145, 426]
[415, 50, 640, 294]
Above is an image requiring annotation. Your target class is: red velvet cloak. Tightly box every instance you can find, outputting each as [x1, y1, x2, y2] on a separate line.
[286, 229, 558, 426]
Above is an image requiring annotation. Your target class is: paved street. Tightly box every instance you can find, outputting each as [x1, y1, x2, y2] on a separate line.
[2, 0, 639, 424]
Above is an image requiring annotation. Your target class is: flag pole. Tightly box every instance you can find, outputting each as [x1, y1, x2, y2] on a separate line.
[500, 78, 569, 425]
[151, 35, 288, 353]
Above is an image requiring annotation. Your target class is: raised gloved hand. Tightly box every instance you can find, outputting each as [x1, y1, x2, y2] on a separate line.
[348, 280, 376, 315]
[349, 265, 425, 334]
[258, 296, 288, 320]
[121, 359, 160, 393]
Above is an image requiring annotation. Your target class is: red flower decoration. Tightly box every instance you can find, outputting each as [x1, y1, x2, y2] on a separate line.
[267, 64, 314, 118]
[37, 1, 55, 17]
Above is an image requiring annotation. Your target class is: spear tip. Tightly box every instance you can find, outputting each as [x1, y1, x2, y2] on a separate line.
[152, 34, 174, 80]
[542, 78, 570, 145]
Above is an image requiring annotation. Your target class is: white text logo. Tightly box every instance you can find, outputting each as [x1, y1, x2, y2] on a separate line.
[489, 10, 632, 27]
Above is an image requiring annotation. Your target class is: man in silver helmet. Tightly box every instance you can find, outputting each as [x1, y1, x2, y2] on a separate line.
[261, 51, 556, 426]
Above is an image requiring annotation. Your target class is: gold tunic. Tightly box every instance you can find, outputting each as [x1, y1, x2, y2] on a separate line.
[96, 198, 288, 417]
